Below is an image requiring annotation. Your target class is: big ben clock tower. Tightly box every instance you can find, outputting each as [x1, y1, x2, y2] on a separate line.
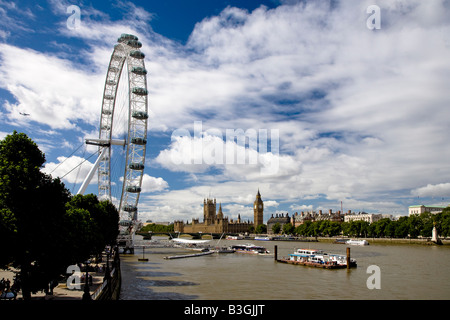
[254, 189, 264, 228]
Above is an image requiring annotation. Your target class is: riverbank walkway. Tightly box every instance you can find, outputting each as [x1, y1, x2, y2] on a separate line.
[0, 250, 118, 300]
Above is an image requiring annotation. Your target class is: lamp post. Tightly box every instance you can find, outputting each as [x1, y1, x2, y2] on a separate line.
[82, 260, 92, 301]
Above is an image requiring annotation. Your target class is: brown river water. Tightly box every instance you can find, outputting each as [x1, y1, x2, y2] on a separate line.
[119, 236, 450, 300]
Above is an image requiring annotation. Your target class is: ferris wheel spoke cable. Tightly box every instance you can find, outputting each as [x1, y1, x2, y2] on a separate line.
[48, 142, 85, 175]
[60, 148, 102, 180]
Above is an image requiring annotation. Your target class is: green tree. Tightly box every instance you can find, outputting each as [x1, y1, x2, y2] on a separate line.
[66, 194, 119, 255]
[419, 212, 434, 238]
[395, 216, 410, 238]
[255, 224, 267, 234]
[0, 132, 119, 299]
[341, 222, 351, 237]
[385, 220, 398, 238]
[295, 220, 312, 236]
[408, 214, 423, 238]
[0, 132, 71, 299]
[373, 218, 391, 238]
[140, 223, 175, 233]
[436, 208, 450, 237]
[327, 221, 342, 237]
[282, 222, 294, 235]
[272, 222, 281, 234]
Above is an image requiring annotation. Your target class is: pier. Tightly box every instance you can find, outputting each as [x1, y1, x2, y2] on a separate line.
[164, 250, 215, 260]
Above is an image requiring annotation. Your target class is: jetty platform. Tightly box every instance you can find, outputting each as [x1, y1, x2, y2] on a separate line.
[164, 250, 215, 260]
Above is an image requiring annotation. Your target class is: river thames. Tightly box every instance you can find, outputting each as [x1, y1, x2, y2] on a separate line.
[119, 236, 450, 300]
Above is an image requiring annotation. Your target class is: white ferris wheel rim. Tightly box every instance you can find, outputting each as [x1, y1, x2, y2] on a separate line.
[97, 33, 149, 223]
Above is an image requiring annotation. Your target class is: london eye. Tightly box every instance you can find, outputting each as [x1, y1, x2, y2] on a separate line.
[77, 33, 149, 253]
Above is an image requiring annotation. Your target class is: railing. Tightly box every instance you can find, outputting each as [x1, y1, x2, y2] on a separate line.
[90, 249, 121, 300]
[91, 279, 108, 300]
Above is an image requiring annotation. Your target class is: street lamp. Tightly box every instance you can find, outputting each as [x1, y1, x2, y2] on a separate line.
[82, 260, 91, 301]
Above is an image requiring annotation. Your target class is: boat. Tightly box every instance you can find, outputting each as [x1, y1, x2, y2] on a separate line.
[346, 239, 369, 246]
[278, 248, 357, 269]
[214, 246, 235, 253]
[226, 235, 243, 240]
[254, 236, 271, 241]
[231, 243, 270, 255]
[332, 238, 348, 244]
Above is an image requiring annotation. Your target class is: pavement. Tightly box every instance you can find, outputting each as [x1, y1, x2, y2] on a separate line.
[0, 256, 111, 300]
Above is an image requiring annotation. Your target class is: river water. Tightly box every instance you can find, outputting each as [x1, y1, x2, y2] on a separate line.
[119, 236, 450, 300]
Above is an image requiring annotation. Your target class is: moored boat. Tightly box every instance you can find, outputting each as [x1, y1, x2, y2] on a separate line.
[254, 236, 271, 241]
[346, 239, 369, 246]
[278, 248, 357, 269]
[226, 235, 243, 240]
[231, 243, 270, 255]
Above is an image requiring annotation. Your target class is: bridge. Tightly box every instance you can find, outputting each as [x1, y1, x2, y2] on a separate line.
[135, 232, 237, 240]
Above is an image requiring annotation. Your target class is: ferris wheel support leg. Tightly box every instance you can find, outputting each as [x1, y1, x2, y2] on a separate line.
[77, 147, 109, 195]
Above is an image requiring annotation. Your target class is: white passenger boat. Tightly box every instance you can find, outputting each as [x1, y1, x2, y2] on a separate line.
[284, 248, 357, 268]
[254, 236, 271, 241]
[226, 235, 243, 240]
[231, 243, 270, 255]
[346, 239, 369, 246]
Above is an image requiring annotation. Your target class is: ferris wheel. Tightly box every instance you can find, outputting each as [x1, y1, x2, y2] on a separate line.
[77, 34, 148, 249]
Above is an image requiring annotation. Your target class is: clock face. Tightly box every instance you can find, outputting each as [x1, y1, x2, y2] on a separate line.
[254, 204, 257, 209]
[259, 204, 262, 209]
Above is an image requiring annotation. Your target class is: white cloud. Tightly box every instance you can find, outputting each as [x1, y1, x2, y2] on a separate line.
[411, 183, 450, 198]
[141, 174, 169, 193]
[0, 44, 103, 130]
[2, 0, 450, 221]
[42, 155, 94, 185]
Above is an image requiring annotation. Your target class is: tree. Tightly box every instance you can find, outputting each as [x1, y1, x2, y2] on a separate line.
[419, 212, 434, 238]
[327, 222, 342, 237]
[0, 132, 119, 299]
[66, 194, 119, 256]
[295, 221, 312, 237]
[385, 220, 398, 238]
[255, 224, 267, 234]
[395, 216, 409, 238]
[272, 222, 281, 234]
[436, 208, 450, 237]
[408, 214, 423, 238]
[282, 223, 294, 235]
[373, 218, 391, 238]
[0, 132, 71, 299]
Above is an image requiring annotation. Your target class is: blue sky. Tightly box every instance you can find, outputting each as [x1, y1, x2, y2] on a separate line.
[1, 0, 450, 224]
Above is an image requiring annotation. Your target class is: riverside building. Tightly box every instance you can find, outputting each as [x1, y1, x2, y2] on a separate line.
[174, 190, 264, 234]
[408, 205, 449, 216]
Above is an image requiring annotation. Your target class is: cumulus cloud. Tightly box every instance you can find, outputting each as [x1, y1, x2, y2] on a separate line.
[141, 174, 169, 193]
[2, 0, 450, 221]
[42, 155, 95, 185]
[0, 44, 103, 130]
[411, 183, 450, 198]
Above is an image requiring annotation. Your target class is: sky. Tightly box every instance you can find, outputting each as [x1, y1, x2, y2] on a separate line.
[1, 0, 450, 224]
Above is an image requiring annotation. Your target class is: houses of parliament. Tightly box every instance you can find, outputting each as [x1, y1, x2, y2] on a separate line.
[174, 190, 264, 234]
